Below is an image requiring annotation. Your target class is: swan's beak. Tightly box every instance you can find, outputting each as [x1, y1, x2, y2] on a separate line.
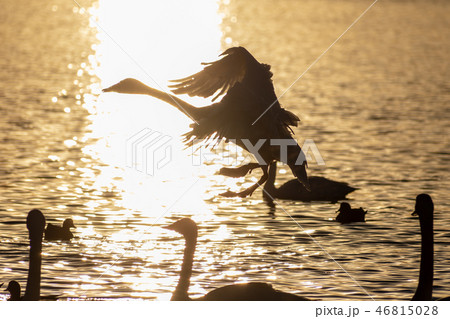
[102, 85, 115, 93]
[163, 224, 175, 231]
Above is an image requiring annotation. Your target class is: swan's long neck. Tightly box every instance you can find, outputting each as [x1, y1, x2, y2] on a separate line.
[412, 211, 433, 301]
[172, 236, 197, 301]
[23, 229, 43, 300]
[142, 86, 202, 120]
[106, 79, 204, 121]
[263, 162, 277, 196]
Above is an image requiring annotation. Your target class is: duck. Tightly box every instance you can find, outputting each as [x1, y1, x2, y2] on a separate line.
[164, 218, 310, 301]
[4, 280, 59, 301]
[4, 280, 21, 301]
[335, 202, 367, 224]
[410, 194, 449, 301]
[5, 209, 46, 301]
[44, 218, 76, 241]
[263, 162, 356, 202]
[103, 47, 310, 197]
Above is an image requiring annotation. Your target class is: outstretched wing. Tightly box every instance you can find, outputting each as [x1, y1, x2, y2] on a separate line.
[169, 47, 259, 102]
[173, 47, 300, 144]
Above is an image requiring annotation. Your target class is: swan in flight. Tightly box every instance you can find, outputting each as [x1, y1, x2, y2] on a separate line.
[164, 218, 310, 300]
[103, 47, 309, 197]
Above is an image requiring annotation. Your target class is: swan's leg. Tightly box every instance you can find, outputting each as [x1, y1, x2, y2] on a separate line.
[221, 165, 269, 198]
[218, 163, 261, 178]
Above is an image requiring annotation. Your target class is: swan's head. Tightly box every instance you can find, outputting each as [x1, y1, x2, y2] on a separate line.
[5, 280, 21, 298]
[412, 194, 433, 218]
[63, 218, 76, 229]
[102, 78, 146, 94]
[337, 202, 351, 213]
[27, 209, 46, 239]
[164, 218, 198, 240]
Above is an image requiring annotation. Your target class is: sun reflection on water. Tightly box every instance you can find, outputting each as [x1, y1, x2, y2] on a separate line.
[58, 0, 241, 299]
[3, 0, 446, 302]
[81, 0, 232, 222]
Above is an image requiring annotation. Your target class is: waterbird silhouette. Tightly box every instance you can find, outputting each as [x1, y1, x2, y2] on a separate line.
[103, 47, 309, 197]
[4, 280, 21, 301]
[164, 218, 310, 300]
[5, 209, 46, 301]
[335, 202, 366, 224]
[44, 218, 76, 241]
[411, 194, 449, 301]
[263, 162, 356, 202]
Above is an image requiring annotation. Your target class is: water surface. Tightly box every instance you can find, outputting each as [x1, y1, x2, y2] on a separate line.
[0, 0, 449, 300]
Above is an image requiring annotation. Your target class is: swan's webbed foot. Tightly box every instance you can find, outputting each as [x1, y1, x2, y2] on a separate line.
[219, 189, 255, 198]
[220, 190, 239, 197]
[220, 188, 257, 198]
[218, 163, 261, 178]
[219, 165, 269, 198]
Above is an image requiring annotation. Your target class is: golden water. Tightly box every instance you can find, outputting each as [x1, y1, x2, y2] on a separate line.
[0, 0, 449, 300]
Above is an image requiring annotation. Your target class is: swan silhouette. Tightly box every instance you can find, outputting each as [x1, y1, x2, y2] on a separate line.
[44, 218, 76, 241]
[103, 47, 310, 197]
[263, 162, 356, 202]
[5, 209, 46, 301]
[164, 218, 309, 300]
[335, 202, 366, 224]
[411, 194, 449, 301]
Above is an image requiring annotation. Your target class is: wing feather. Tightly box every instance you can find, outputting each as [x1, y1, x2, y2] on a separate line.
[169, 47, 251, 101]
[171, 47, 301, 144]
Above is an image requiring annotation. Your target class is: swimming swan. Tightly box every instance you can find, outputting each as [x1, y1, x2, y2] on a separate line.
[164, 218, 309, 300]
[263, 162, 356, 202]
[5, 209, 45, 301]
[411, 194, 449, 301]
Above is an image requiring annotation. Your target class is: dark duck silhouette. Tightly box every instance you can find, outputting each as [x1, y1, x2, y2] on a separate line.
[410, 194, 449, 301]
[335, 202, 367, 224]
[5, 209, 46, 301]
[164, 218, 310, 301]
[103, 47, 309, 197]
[263, 162, 356, 202]
[44, 218, 76, 241]
[4, 280, 21, 301]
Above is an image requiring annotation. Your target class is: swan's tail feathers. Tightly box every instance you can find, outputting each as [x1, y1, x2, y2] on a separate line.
[290, 162, 310, 191]
[280, 109, 300, 127]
